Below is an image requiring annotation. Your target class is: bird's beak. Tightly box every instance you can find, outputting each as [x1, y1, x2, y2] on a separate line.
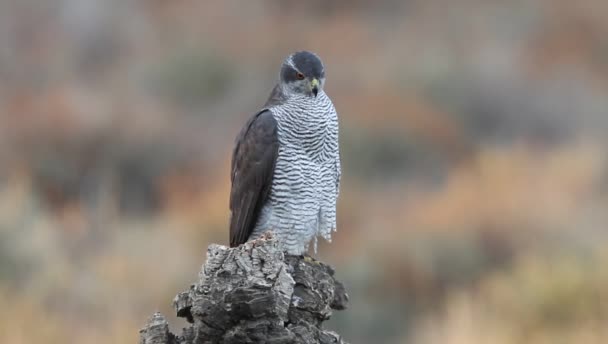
[310, 78, 319, 97]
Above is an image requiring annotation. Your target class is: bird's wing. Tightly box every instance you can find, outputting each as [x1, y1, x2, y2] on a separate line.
[229, 110, 279, 247]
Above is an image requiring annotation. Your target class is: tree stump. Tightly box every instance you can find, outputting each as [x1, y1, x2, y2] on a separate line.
[139, 234, 349, 344]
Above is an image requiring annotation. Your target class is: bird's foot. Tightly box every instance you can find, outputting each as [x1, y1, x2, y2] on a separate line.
[302, 254, 321, 265]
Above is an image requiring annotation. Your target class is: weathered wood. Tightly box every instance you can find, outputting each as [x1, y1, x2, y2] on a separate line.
[139, 312, 175, 344]
[140, 234, 349, 344]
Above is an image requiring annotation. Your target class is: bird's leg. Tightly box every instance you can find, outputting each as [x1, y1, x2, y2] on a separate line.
[302, 253, 320, 265]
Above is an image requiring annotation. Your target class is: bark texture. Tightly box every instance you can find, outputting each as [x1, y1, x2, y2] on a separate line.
[139, 234, 349, 344]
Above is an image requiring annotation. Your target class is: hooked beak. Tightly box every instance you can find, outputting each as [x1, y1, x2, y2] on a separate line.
[310, 78, 319, 97]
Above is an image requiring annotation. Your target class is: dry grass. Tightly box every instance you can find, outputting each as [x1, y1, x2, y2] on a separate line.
[410, 252, 608, 344]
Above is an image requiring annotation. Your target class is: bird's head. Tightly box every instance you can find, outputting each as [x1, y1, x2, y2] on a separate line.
[279, 51, 325, 98]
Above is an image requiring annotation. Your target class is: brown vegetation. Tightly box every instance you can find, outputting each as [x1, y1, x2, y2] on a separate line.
[1, 1, 608, 343]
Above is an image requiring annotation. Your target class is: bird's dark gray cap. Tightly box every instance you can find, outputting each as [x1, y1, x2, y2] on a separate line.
[291, 51, 324, 78]
[281, 51, 325, 82]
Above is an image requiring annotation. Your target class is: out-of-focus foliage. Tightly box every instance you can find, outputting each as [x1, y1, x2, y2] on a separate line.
[411, 252, 608, 343]
[1, 0, 607, 343]
[149, 50, 235, 107]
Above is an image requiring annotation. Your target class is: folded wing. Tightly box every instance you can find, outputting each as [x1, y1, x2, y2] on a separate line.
[229, 110, 279, 247]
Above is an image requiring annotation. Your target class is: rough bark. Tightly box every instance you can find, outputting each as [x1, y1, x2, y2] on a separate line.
[139, 233, 349, 344]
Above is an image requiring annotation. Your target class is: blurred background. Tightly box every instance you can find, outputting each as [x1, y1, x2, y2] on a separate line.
[1, 0, 608, 343]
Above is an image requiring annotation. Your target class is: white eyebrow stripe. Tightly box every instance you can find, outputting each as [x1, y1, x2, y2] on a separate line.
[284, 52, 325, 76]
[285, 55, 298, 71]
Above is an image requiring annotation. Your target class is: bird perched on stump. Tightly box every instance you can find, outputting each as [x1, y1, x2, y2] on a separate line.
[229, 51, 341, 255]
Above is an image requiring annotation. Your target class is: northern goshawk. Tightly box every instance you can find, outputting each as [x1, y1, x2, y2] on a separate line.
[229, 51, 341, 255]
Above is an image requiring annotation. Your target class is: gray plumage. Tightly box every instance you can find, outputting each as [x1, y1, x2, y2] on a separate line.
[229, 51, 341, 255]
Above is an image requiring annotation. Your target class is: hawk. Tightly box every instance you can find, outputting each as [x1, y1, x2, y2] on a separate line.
[229, 51, 341, 255]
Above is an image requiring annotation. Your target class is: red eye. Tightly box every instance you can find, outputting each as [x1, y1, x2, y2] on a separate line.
[296, 72, 305, 80]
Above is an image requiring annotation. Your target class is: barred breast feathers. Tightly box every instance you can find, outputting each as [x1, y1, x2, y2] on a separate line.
[269, 91, 339, 161]
[255, 89, 340, 254]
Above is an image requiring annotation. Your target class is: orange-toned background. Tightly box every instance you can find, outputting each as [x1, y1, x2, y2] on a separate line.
[1, 1, 608, 343]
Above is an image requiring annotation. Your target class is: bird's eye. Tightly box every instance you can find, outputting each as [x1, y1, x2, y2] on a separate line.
[295, 72, 305, 80]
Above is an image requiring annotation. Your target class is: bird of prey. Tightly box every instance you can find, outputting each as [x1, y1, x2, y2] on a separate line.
[229, 51, 341, 255]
